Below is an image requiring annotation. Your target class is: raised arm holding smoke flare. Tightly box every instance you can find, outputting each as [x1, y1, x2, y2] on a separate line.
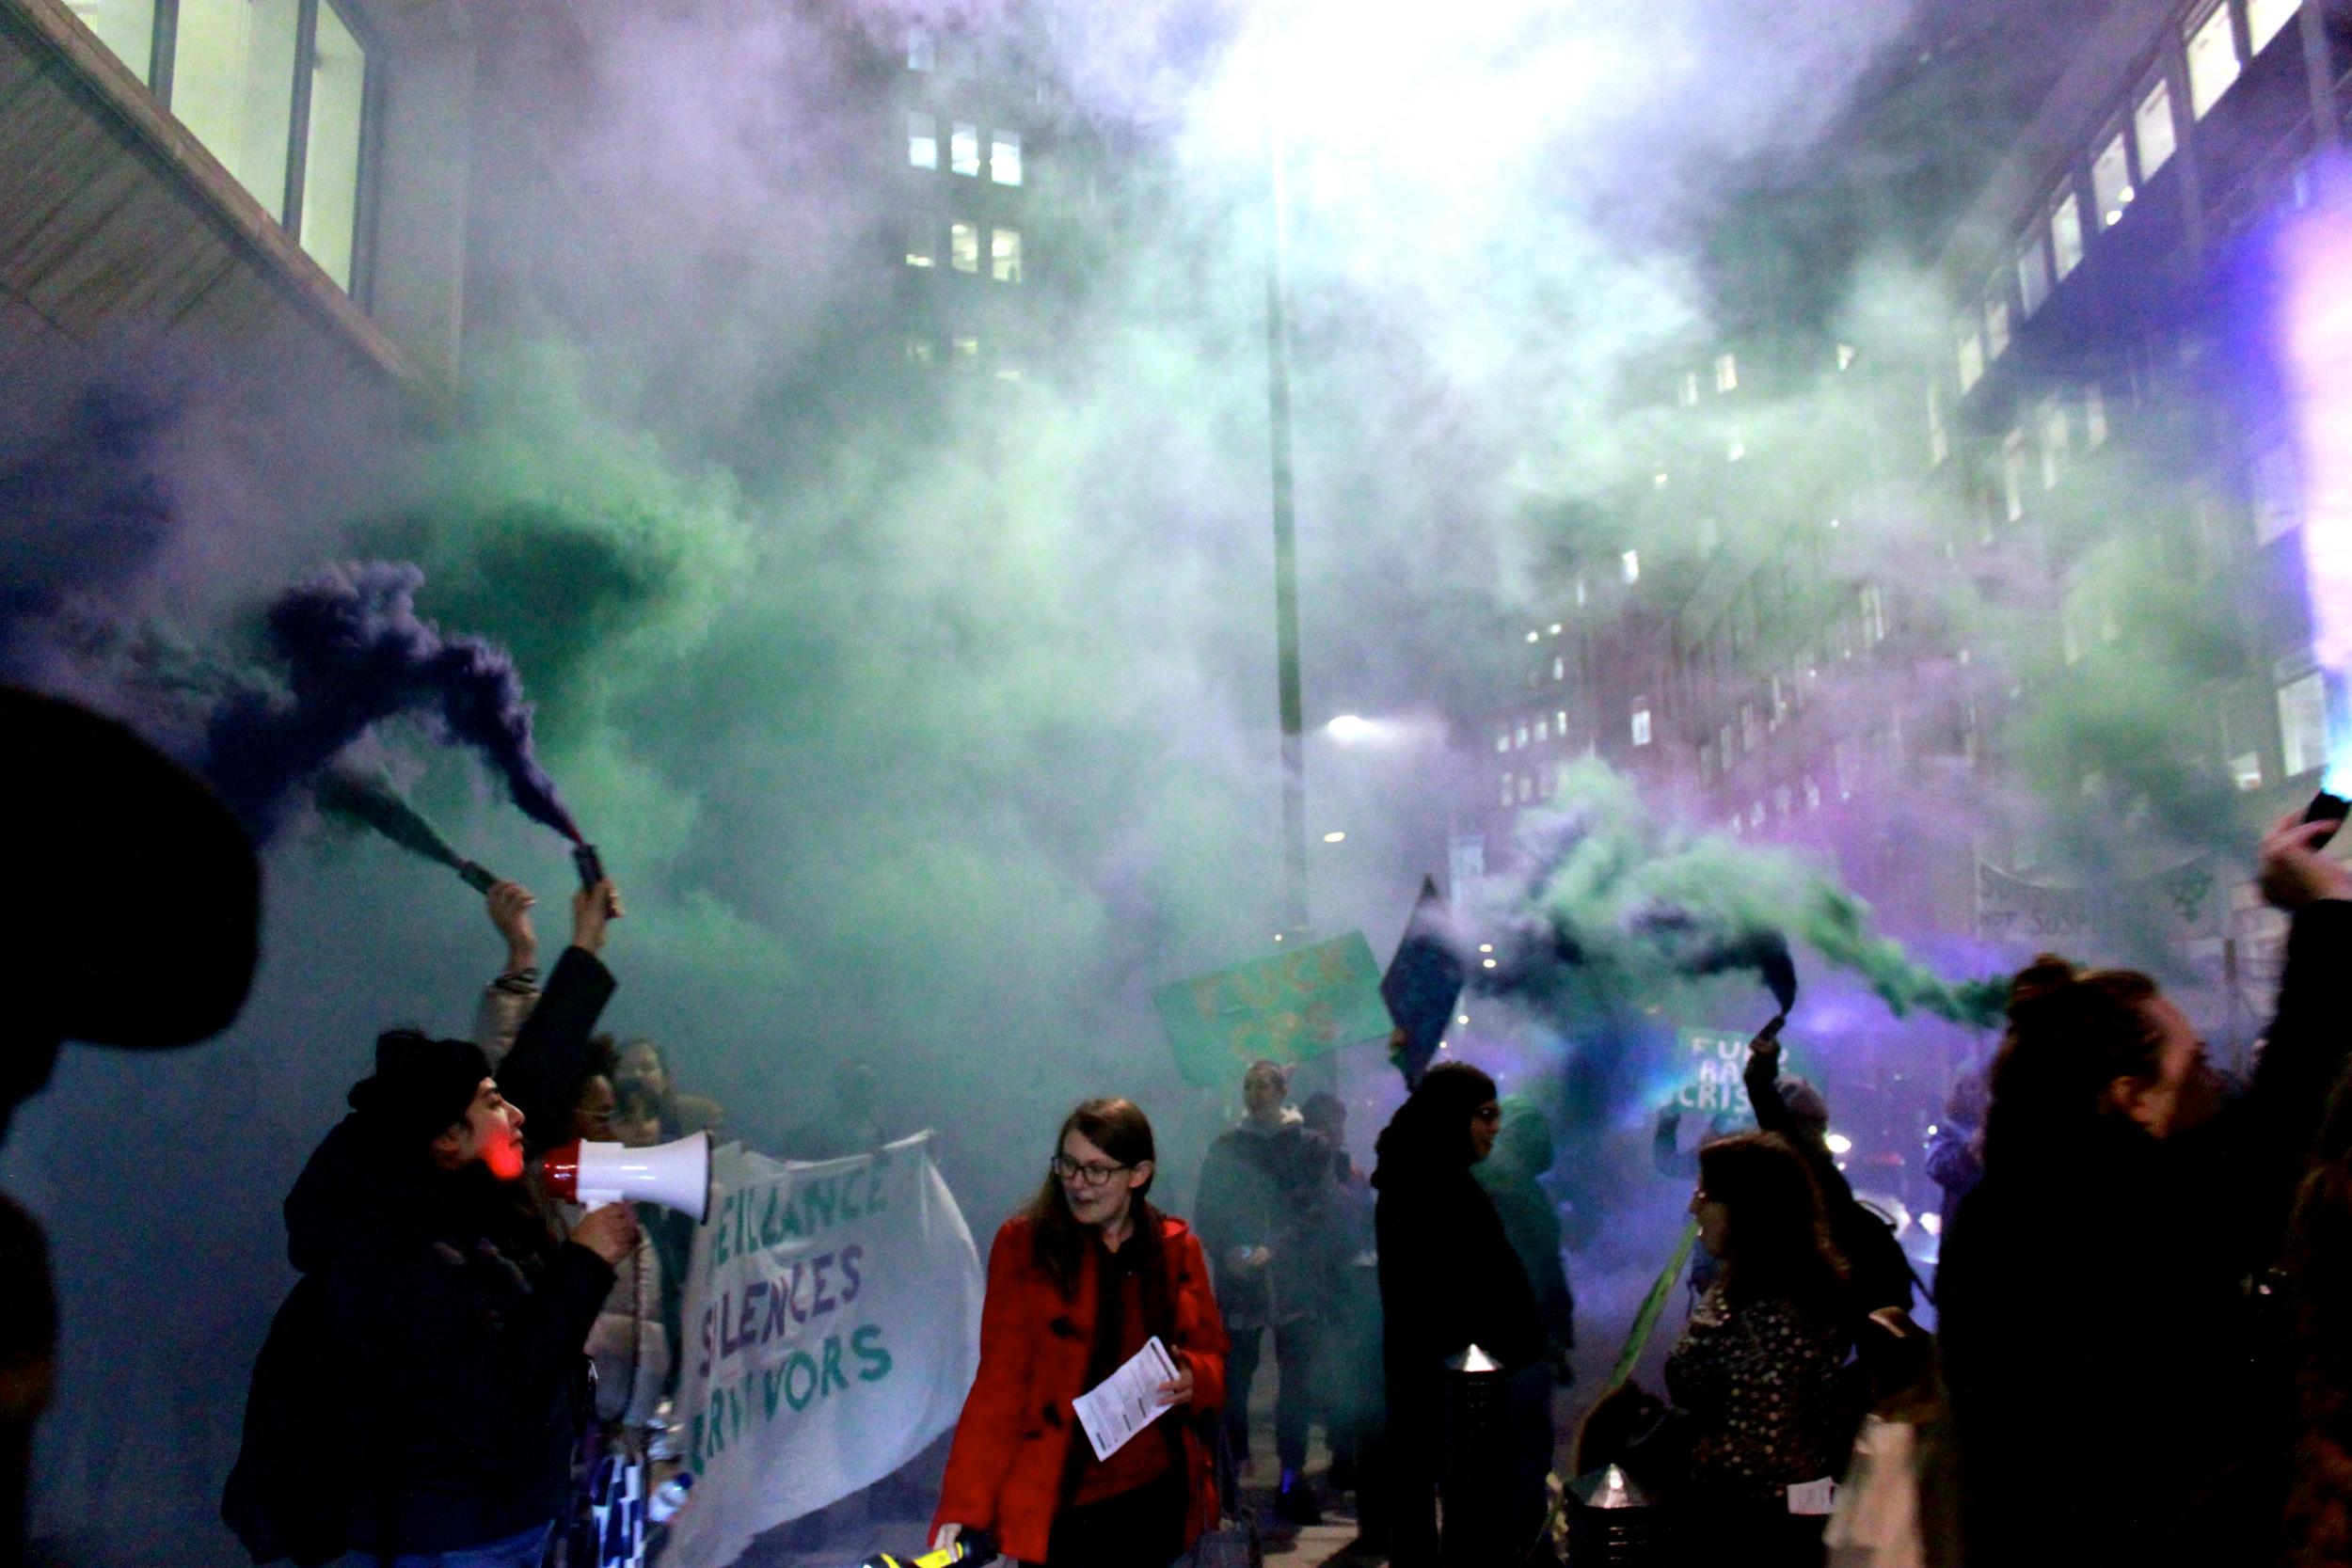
[473, 879, 542, 1066]
[1936, 810, 2352, 1568]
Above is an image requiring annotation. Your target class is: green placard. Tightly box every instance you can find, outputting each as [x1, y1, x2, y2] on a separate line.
[1673, 1026, 1793, 1117]
[1153, 932, 1395, 1086]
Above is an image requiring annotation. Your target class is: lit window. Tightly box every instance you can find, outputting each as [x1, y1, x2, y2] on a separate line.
[908, 112, 938, 168]
[1551, 657, 1565, 681]
[169, 0, 302, 217]
[298, 0, 367, 289]
[1726, 431, 1746, 463]
[951, 121, 980, 176]
[73, 0, 157, 84]
[1804, 777, 1821, 811]
[1621, 549, 1641, 584]
[1861, 584, 1887, 643]
[1631, 708, 1652, 747]
[907, 27, 935, 71]
[1985, 293, 2010, 360]
[2233, 751, 2265, 790]
[1956, 316, 1984, 393]
[1496, 730, 1510, 753]
[991, 130, 1023, 185]
[2136, 79, 2178, 180]
[1719, 721, 1736, 764]
[2002, 428, 2027, 521]
[2185, 5, 2241, 119]
[1501, 772, 1514, 805]
[2041, 399, 2071, 489]
[1549, 623, 1563, 635]
[1714, 353, 1739, 392]
[951, 331, 979, 360]
[1677, 371, 1700, 407]
[2018, 235, 2052, 317]
[950, 221, 979, 273]
[905, 338, 936, 365]
[1575, 578, 1588, 607]
[2248, 0, 2298, 55]
[991, 227, 1023, 283]
[1534, 719, 1549, 742]
[905, 218, 936, 268]
[1741, 703, 1760, 752]
[1555, 709, 1567, 733]
[2050, 185, 2085, 281]
[2279, 672, 2328, 777]
[2086, 384, 2108, 447]
[1837, 343, 1857, 370]
[2091, 132, 2132, 228]
[1928, 382, 1949, 466]
[1517, 723, 1529, 748]
[1519, 774, 1534, 803]
[1750, 800, 1766, 828]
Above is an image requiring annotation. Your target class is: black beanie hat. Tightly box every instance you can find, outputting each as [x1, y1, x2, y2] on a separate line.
[349, 1031, 492, 1146]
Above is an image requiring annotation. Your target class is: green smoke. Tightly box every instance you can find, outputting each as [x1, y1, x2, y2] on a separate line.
[1492, 757, 2006, 1027]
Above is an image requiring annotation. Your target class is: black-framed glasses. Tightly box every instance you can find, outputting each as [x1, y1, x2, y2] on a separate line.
[1051, 1154, 1131, 1186]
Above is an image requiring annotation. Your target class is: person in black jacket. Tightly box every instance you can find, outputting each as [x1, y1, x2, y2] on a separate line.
[1937, 811, 2352, 1568]
[1374, 1061, 1549, 1567]
[262, 879, 636, 1568]
[1194, 1060, 1329, 1520]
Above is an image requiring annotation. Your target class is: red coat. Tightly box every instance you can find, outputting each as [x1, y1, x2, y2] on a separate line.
[932, 1209, 1229, 1564]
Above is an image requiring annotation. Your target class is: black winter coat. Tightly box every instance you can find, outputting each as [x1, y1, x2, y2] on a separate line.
[1938, 901, 2352, 1568]
[283, 946, 618, 1554]
[1374, 1155, 1545, 1387]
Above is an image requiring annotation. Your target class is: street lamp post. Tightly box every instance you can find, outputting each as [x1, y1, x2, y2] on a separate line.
[1265, 52, 1309, 941]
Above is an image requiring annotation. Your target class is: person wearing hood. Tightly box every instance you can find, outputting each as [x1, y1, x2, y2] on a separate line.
[1193, 1060, 1329, 1521]
[228, 879, 633, 1568]
[1374, 1061, 1548, 1567]
[1471, 1096, 1577, 1380]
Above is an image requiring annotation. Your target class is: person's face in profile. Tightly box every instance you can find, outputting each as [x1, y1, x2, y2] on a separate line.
[1469, 1099, 1502, 1163]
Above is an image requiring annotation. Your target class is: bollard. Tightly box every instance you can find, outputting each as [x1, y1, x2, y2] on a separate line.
[1565, 1464, 1666, 1566]
[1439, 1342, 1510, 1566]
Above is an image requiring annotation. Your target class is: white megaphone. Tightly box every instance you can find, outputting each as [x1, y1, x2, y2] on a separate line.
[541, 1132, 711, 1221]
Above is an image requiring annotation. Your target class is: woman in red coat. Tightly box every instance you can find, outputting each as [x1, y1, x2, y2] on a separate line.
[931, 1098, 1229, 1567]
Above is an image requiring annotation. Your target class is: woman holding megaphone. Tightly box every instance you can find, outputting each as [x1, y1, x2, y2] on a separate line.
[930, 1099, 1229, 1568]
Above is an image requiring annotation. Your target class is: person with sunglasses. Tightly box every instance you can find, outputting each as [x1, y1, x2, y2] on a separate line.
[930, 1098, 1230, 1567]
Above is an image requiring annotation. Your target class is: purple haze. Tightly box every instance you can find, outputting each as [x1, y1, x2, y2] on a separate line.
[204, 562, 584, 843]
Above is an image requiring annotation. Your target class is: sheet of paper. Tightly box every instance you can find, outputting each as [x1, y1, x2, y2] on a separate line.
[1072, 1335, 1181, 1462]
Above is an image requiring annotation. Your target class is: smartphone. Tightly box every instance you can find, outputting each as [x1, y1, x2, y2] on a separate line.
[2306, 791, 2349, 850]
[572, 843, 606, 890]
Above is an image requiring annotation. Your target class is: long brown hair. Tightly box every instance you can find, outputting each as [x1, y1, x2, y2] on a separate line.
[1697, 1132, 1848, 1318]
[1025, 1097, 1159, 1296]
[1982, 954, 2164, 1169]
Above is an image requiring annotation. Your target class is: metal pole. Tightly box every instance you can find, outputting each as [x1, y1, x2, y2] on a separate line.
[1265, 60, 1309, 939]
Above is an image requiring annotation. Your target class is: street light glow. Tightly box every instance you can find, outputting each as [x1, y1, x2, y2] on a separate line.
[1824, 1132, 1853, 1155]
[1323, 831, 1346, 843]
[1325, 714, 1378, 742]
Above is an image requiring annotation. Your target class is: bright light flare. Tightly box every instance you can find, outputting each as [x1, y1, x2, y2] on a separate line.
[2281, 191, 2352, 787]
[1823, 1132, 1853, 1156]
[1325, 714, 1380, 742]
[1322, 830, 1346, 843]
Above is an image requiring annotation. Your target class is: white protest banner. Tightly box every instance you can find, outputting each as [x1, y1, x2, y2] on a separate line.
[664, 1132, 983, 1568]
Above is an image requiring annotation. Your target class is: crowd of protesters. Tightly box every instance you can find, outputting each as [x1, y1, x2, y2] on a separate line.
[176, 767, 2352, 1568]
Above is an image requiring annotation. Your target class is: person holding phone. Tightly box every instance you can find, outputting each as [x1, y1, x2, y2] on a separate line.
[930, 1099, 1228, 1568]
[1939, 809, 2352, 1566]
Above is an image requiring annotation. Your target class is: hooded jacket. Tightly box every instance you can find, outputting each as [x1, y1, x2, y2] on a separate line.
[1471, 1097, 1576, 1352]
[269, 946, 618, 1555]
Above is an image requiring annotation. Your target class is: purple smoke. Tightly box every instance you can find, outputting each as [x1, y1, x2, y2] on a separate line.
[204, 562, 584, 844]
